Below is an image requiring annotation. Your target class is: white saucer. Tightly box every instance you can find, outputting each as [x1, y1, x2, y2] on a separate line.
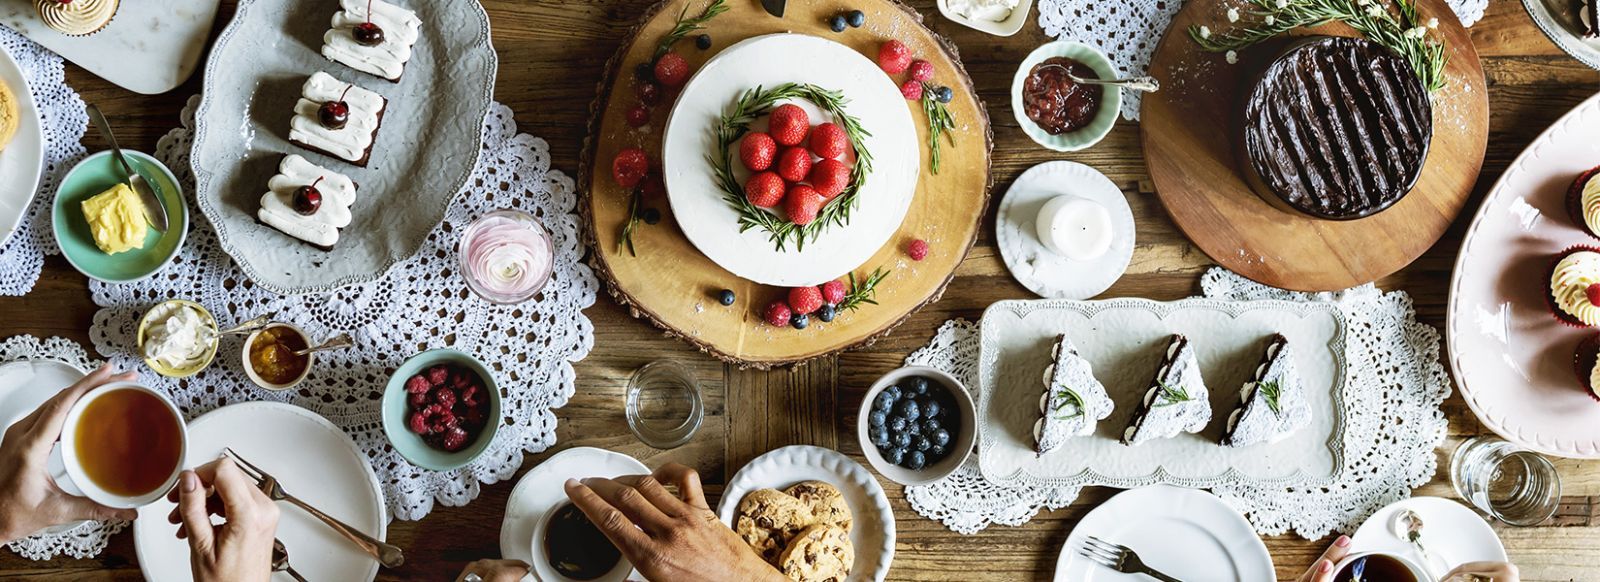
[997, 161, 1135, 299]
[498, 447, 648, 582]
[1351, 496, 1508, 574]
[0, 360, 87, 535]
[1055, 485, 1274, 582]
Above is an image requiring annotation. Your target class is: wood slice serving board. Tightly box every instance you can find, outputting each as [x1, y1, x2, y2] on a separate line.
[580, 0, 993, 368]
[1141, 0, 1488, 292]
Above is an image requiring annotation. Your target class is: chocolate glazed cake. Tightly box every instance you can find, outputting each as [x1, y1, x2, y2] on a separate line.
[1238, 36, 1433, 220]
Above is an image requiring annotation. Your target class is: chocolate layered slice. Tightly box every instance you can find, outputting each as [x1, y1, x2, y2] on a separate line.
[1583, 0, 1599, 38]
[1239, 36, 1433, 220]
[1121, 334, 1211, 446]
[1221, 334, 1312, 447]
[1033, 334, 1114, 456]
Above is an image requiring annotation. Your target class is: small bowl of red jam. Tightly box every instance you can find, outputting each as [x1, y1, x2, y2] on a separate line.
[1012, 41, 1122, 152]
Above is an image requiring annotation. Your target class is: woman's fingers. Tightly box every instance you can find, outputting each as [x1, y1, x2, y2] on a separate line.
[175, 471, 215, 552]
[580, 476, 674, 532]
[1297, 536, 1352, 582]
[611, 474, 690, 517]
[1443, 562, 1520, 582]
[563, 479, 650, 554]
[652, 463, 708, 510]
[18, 367, 134, 457]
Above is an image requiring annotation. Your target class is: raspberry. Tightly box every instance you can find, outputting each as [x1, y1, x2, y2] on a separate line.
[908, 59, 934, 82]
[425, 366, 449, 386]
[408, 391, 428, 407]
[441, 426, 471, 452]
[784, 185, 826, 226]
[405, 375, 431, 394]
[463, 406, 487, 428]
[407, 412, 431, 435]
[744, 171, 786, 207]
[900, 79, 923, 101]
[907, 238, 929, 261]
[625, 104, 650, 127]
[768, 104, 811, 146]
[653, 52, 690, 88]
[1587, 283, 1600, 307]
[777, 147, 813, 183]
[740, 132, 778, 171]
[788, 286, 824, 315]
[821, 279, 847, 304]
[809, 123, 849, 159]
[764, 301, 793, 327]
[432, 387, 457, 409]
[611, 148, 650, 189]
[636, 81, 662, 106]
[808, 158, 851, 200]
[878, 40, 913, 74]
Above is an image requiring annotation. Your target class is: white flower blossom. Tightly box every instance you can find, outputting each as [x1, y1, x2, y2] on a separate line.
[1366, 6, 1383, 17]
[1199, 25, 1211, 38]
[1427, 17, 1439, 28]
[1275, 0, 1287, 8]
[1226, 50, 1239, 64]
[1265, 14, 1276, 25]
[1227, 7, 1240, 22]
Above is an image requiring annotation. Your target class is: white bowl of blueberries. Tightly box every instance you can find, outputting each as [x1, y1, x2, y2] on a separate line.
[858, 366, 976, 485]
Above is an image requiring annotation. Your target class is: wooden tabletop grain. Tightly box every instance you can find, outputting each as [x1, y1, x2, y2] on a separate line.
[1, 1, 1597, 580]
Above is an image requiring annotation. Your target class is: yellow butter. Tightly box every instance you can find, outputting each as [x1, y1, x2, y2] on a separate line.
[80, 183, 149, 255]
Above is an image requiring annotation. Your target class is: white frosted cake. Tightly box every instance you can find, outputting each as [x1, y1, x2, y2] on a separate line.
[289, 72, 386, 167]
[321, 0, 421, 82]
[1034, 334, 1114, 455]
[257, 155, 359, 250]
[1121, 334, 1212, 446]
[1221, 335, 1312, 447]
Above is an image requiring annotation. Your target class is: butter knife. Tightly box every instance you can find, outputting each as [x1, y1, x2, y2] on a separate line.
[761, 0, 785, 17]
[86, 105, 168, 232]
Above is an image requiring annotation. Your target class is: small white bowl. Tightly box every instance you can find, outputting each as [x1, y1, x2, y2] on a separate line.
[857, 366, 976, 486]
[937, 0, 1035, 37]
[1012, 41, 1123, 152]
[240, 323, 314, 391]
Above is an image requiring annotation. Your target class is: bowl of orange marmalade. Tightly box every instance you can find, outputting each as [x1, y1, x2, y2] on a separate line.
[242, 323, 312, 390]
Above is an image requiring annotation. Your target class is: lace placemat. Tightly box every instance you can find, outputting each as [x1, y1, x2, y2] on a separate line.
[1037, 0, 1487, 121]
[0, 26, 88, 296]
[87, 96, 599, 522]
[0, 335, 129, 560]
[905, 268, 1451, 538]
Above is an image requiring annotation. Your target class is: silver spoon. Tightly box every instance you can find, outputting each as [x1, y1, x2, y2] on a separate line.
[1391, 509, 1444, 580]
[1037, 63, 1161, 93]
[85, 104, 169, 231]
[218, 313, 274, 336]
[272, 539, 309, 582]
[293, 333, 354, 357]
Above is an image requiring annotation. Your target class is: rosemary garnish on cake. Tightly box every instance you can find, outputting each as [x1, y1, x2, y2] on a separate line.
[654, 0, 727, 59]
[1151, 380, 1192, 408]
[1256, 379, 1283, 415]
[1052, 385, 1086, 420]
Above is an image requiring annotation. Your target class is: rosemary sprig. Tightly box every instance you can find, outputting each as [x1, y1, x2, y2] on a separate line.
[919, 83, 957, 174]
[1051, 385, 1086, 420]
[1256, 379, 1283, 415]
[708, 83, 874, 251]
[1188, 0, 1448, 92]
[1150, 380, 1192, 408]
[837, 267, 890, 312]
[654, 0, 728, 60]
[617, 185, 644, 256]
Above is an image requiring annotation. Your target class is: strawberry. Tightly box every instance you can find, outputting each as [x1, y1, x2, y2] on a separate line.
[908, 59, 934, 82]
[654, 52, 690, 88]
[900, 79, 923, 101]
[878, 40, 913, 74]
[740, 132, 777, 171]
[764, 301, 793, 327]
[744, 171, 785, 207]
[784, 185, 826, 225]
[625, 104, 651, 127]
[611, 148, 649, 188]
[809, 123, 849, 159]
[821, 279, 847, 304]
[768, 104, 811, 146]
[809, 158, 851, 200]
[777, 147, 813, 183]
[1587, 283, 1600, 307]
[788, 286, 824, 315]
[907, 238, 929, 261]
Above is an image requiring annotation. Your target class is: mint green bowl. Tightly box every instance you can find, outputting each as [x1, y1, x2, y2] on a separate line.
[1011, 41, 1123, 152]
[381, 349, 502, 471]
[52, 150, 187, 283]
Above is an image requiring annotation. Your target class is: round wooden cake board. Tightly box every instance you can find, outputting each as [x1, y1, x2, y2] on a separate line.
[1141, 0, 1488, 292]
[579, 0, 993, 368]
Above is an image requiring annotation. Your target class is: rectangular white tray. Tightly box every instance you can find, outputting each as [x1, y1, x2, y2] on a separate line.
[976, 298, 1348, 489]
[0, 1, 221, 94]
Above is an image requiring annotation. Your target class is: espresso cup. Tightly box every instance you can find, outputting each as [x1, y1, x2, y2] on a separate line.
[48, 382, 188, 509]
[1332, 551, 1429, 582]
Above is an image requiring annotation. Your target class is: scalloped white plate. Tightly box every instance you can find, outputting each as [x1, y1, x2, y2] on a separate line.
[1054, 486, 1274, 582]
[1350, 497, 1507, 574]
[497, 447, 647, 582]
[977, 298, 1348, 489]
[717, 445, 895, 582]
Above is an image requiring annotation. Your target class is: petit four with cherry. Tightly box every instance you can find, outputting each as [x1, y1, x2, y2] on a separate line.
[257, 154, 359, 250]
[290, 72, 386, 166]
[321, 0, 421, 82]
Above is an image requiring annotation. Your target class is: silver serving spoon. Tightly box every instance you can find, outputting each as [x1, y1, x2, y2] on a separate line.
[1037, 63, 1161, 93]
[1391, 509, 1444, 580]
[218, 313, 274, 336]
[85, 104, 169, 231]
[293, 332, 355, 357]
[272, 539, 309, 582]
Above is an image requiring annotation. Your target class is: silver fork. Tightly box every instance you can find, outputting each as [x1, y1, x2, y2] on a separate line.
[1077, 535, 1186, 582]
[224, 448, 406, 568]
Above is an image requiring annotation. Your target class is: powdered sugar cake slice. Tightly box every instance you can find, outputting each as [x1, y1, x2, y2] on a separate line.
[1121, 334, 1212, 446]
[257, 155, 359, 250]
[1222, 334, 1313, 447]
[1034, 334, 1114, 455]
[322, 0, 421, 82]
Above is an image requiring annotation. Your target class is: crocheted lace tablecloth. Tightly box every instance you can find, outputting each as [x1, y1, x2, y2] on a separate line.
[904, 268, 1452, 538]
[0, 26, 87, 296]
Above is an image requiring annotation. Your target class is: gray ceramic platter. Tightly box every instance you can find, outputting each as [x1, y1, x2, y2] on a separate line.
[1523, 0, 1600, 70]
[192, 0, 496, 295]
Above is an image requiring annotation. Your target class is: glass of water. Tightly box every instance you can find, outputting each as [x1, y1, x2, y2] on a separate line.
[1449, 436, 1561, 526]
[625, 361, 703, 449]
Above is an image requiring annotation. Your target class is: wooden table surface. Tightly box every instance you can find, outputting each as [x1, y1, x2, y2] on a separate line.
[1, 1, 1597, 580]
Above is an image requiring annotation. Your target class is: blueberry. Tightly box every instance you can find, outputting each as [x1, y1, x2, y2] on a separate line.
[695, 34, 712, 50]
[910, 377, 930, 396]
[868, 424, 886, 442]
[936, 86, 954, 104]
[867, 409, 886, 426]
[791, 313, 809, 329]
[931, 428, 951, 446]
[904, 450, 926, 470]
[896, 399, 920, 420]
[716, 289, 736, 306]
[634, 62, 655, 82]
[893, 431, 913, 449]
[927, 444, 947, 459]
[847, 10, 866, 27]
[873, 436, 891, 450]
[914, 436, 932, 451]
[816, 304, 837, 322]
[883, 385, 902, 402]
[888, 415, 907, 432]
[922, 399, 941, 419]
[874, 391, 895, 411]
[641, 207, 662, 224]
[885, 447, 905, 465]
[920, 419, 941, 435]
[829, 15, 847, 32]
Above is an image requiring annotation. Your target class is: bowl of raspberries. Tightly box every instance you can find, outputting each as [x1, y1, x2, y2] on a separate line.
[857, 366, 975, 486]
[382, 349, 501, 471]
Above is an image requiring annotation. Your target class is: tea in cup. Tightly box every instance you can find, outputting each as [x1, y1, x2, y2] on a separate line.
[1332, 551, 1427, 582]
[51, 382, 187, 509]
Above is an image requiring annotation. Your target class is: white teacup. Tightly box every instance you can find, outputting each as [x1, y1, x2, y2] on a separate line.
[532, 500, 633, 582]
[1333, 551, 1430, 582]
[48, 382, 188, 509]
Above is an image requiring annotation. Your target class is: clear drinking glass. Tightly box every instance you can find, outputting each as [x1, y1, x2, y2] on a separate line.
[625, 361, 703, 449]
[1449, 436, 1561, 526]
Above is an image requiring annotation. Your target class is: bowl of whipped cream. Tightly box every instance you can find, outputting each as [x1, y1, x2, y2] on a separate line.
[458, 209, 555, 305]
[137, 300, 220, 378]
[938, 0, 1033, 36]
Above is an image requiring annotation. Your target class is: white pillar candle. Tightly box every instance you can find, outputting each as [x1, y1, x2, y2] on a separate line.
[1036, 195, 1113, 261]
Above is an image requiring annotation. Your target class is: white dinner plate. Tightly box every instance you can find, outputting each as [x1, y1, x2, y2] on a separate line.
[0, 45, 44, 248]
[1054, 485, 1274, 582]
[1351, 496, 1508, 574]
[716, 445, 895, 582]
[996, 161, 1136, 299]
[133, 402, 386, 582]
[0, 360, 87, 535]
[498, 446, 647, 582]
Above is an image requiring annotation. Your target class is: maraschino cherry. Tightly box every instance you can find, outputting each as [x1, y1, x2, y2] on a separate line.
[293, 177, 324, 215]
[317, 85, 353, 129]
[352, 0, 384, 46]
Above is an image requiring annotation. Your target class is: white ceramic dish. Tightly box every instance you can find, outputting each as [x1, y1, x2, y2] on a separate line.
[936, 0, 1035, 36]
[997, 161, 1134, 299]
[1053, 485, 1274, 582]
[134, 402, 386, 582]
[0, 45, 43, 249]
[0, 360, 87, 536]
[857, 366, 977, 486]
[240, 322, 314, 391]
[717, 445, 895, 582]
[1012, 41, 1122, 152]
[191, 0, 497, 295]
[662, 33, 921, 287]
[498, 447, 647, 582]
[0, 0, 221, 95]
[1521, 0, 1600, 71]
[1350, 496, 1509, 573]
[977, 298, 1348, 488]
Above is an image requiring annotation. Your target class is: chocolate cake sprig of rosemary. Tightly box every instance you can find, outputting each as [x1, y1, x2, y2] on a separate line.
[919, 83, 957, 175]
[1150, 380, 1193, 408]
[838, 266, 891, 312]
[1052, 385, 1086, 420]
[1188, 0, 1448, 92]
[654, 0, 728, 59]
[1256, 379, 1283, 414]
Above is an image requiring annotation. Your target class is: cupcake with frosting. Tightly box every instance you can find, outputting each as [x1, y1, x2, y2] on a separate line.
[34, 0, 119, 37]
[1548, 246, 1600, 327]
[1569, 165, 1600, 238]
[1573, 334, 1600, 403]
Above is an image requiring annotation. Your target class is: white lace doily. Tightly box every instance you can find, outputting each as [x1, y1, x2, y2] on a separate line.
[905, 268, 1451, 538]
[87, 96, 599, 522]
[0, 335, 130, 560]
[0, 26, 87, 296]
[1036, 0, 1486, 121]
